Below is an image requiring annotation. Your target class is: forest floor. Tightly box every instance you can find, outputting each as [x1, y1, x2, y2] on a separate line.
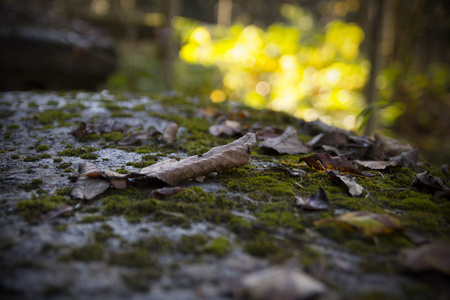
[0, 91, 449, 300]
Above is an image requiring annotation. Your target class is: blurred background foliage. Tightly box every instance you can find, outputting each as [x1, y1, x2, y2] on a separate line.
[3, 0, 450, 164]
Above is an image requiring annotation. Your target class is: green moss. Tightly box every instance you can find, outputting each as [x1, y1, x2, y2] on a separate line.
[299, 246, 321, 267]
[10, 154, 20, 159]
[121, 268, 162, 292]
[22, 154, 51, 162]
[60, 243, 104, 261]
[132, 104, 146, 111]
[53, 224, 68, 232]
[35, 145, 50, 152]
[101, 131, 124, 142]
[203, 236, 231, 257]
[58, 162, 72, 169]
[92, 225, 115, 243]
[20, 179, 43, 191]
[78, 215, 109, 223]
[53, 158, 63, 163]
[34, 109, 79, 125]
[110, 111, 132, 118]
[58, 146, 98, 157]
[6, 124, 19, 130]
[135, 236, 176, 253]
[109, 248, 160, 268]
[82, 206, 100, 213]
[115, 169, 129, 174]
[401, 198, 436, 212]
[16, 194, 65, 224]
[179, 234, 208, 254]
[79, 153, 98, 159]
[359, 260, 395, 274]
[102, 194, 158, 222]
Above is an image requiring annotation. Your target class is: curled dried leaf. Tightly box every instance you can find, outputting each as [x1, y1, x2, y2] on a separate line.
[259, 126, 310, 155]
[326, 170, 364, 197]
[161, 122, 179, 143]
[138, 132, 257, 186]
[298, 153, 373, 177]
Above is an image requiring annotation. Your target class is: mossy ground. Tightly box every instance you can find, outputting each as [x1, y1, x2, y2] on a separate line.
[5, 91, 449, 299]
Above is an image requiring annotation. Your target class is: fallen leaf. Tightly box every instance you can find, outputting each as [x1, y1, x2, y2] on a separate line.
[399, 241, 450, 274]
[326, 170, 364, 197]
[259, 126, 310, 155]
[72, 121, 129, 139]
[244, 124, 284, 140]
[150, 187, 185, 198]
[161, 122, 179, 143]
[233, 266, 327, 300]
[118, 131, 150, 146]
[209, 119, 242, 137]
[374, 133, 413, 157]
[411, 171, 450, 198]
[315, 211, 402, 236]
[71, 162, 111, 200]
[295, 188, 329, 210]
[353, 160, 400, 171]
[298, 153, 373, 177]
[138, 132, 257, 186]
[390, 149, 418, 169]
[306, 131, 349, 148]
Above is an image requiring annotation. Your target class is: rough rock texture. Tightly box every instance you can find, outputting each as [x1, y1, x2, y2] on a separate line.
[1, 91, 449, 300]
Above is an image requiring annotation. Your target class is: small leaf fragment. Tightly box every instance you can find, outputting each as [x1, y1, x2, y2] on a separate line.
[118, 131, 150, 146]
[399, 241, 450, 275]
[306, 131, 349, 148]
[315, 211, 402, 236]
[71, 162, 111, 200]
[161, 122, 179, 143]
[295, 188, 329, 210]
[259, 126, 310, 155]
[390, 149, 418, 169]
[353, 160, 400, 171]
[326, 170, 364, 197]
[150, 187, 185, 198]
[233, 266, 327, 300]
[412, 171, 450, 198]
[299, 153, 373, 177]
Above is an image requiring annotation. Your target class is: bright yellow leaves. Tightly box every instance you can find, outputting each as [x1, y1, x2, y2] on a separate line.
[315, 211, 403, 236]
[175, 5, 368, 130]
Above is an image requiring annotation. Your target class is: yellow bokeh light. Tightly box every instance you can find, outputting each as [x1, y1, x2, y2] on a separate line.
[143, 13, 166, 27]
[343, 115, 356, 130]
[91, 0, 110, 16]
[279, 55, 297, 72]
[256, 81, 270, 96]
[325, 69, 341, 85]
[210, 90, 226, 103]
[190, 27, 211, 44]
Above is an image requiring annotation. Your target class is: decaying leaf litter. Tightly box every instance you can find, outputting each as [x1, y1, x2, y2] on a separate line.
[1, 91, 450, 300]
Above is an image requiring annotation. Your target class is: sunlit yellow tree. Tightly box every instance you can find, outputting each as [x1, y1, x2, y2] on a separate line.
[174, 4, 368, 130]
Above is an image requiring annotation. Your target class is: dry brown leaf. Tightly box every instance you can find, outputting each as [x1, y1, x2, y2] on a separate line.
[259, 126, 310, 155]
[353, 160, 399, 170]
[298, 153, 373, 177]
[161, 122, 179, 143]
[138, 132, 257, 186]
[399, 241, 450, 274]
[306, 131, 349, 148]
[374, 133, 413, 157]
[326, 170, 364, 197]
[71, 162, 111, 200]
[412, 171, 450, 198]
[150, 187, 185, 198]
[233, 265, 327, 300]
[390, 149, 418, 169]
[118, 131, 150, 146]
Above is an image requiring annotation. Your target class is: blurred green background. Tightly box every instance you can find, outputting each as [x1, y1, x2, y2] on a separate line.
[6, 0, 450, 165]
